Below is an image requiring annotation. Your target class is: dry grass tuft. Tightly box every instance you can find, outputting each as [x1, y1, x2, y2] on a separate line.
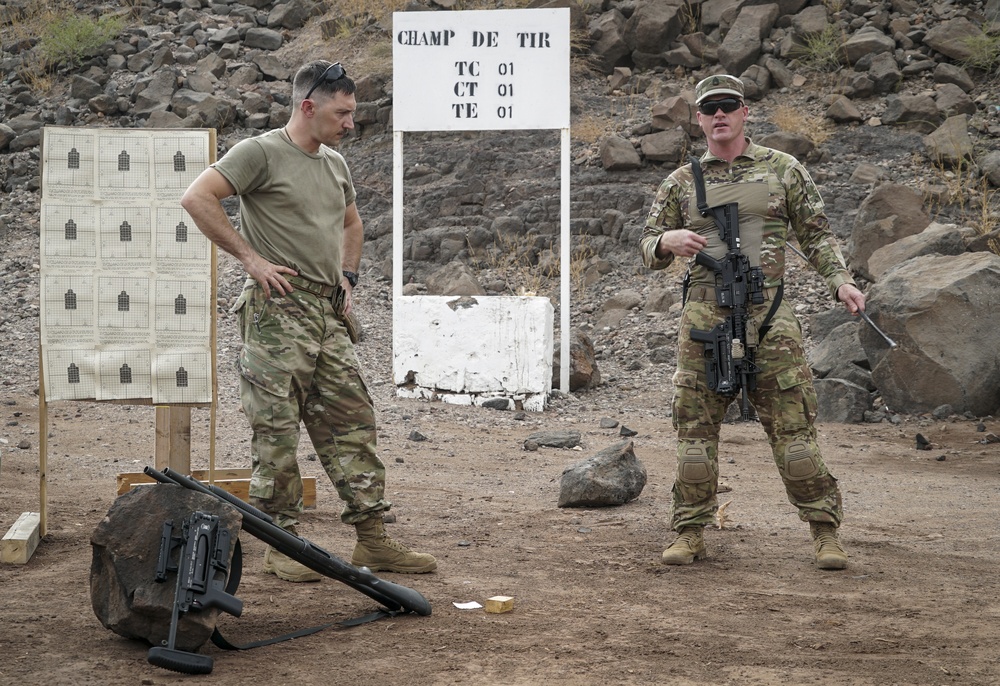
[770, 104, 833, 147]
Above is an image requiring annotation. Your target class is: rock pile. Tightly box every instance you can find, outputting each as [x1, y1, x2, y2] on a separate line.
[1, 0, 998, 419]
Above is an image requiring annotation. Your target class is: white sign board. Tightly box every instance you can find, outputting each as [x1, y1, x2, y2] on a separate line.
[392, 8, 570, 131]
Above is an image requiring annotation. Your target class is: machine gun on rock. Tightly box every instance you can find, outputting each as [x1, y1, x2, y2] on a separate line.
[143, 466, 432, 676]
[149, 512, 243, 675]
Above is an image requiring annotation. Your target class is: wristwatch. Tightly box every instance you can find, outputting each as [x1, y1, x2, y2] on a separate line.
[342, 270, 359, 288]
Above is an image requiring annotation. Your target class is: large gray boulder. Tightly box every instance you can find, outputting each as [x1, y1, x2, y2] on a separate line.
[718, 4, 780, 76]
[847, 184, 932, 280]
[91, 485, 242, 652]
[558, 440, 647, 507]
[861, 252, 1000, 416]
[867, 222, 971, 280]
[815, 378, 873, 423]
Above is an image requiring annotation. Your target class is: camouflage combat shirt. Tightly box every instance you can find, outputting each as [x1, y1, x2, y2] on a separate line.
[639, 138, 855, 300]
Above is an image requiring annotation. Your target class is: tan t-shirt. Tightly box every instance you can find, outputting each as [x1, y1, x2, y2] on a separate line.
[213, 128, 356, 285]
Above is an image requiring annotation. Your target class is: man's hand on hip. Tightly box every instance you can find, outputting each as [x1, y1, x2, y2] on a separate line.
[245, 253, 298, 299]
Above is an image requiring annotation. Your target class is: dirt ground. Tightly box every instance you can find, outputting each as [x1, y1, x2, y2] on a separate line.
[3, 335, 1000, 686]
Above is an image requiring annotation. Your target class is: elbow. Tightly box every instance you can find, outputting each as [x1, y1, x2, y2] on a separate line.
[179, 188, 198, 214]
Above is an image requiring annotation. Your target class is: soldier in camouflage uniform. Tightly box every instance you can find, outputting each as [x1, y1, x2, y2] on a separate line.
[181, 61, 436, 581]
[639, 75, 866, 570]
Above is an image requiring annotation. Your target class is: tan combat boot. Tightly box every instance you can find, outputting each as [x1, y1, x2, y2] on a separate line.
[810, 521, 848, 570]
[661, 526, 706, 565]
[263, 546, 322, 582]
[352, 518, 437, 573]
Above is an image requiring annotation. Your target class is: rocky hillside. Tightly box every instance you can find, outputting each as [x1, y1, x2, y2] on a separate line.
[1, 0, 998, 418]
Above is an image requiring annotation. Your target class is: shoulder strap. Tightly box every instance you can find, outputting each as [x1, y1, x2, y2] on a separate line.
[758, 282, 784, 340]
[208, 538, 399, 652]
[688, 155, 710, 216]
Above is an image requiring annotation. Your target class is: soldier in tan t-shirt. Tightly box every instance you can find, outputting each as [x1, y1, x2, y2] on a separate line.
[181, 60, 436, 581]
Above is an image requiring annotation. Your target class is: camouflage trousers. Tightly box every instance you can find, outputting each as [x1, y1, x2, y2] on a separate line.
[233, 278, 389, 529]
[669, 296, 842, 531]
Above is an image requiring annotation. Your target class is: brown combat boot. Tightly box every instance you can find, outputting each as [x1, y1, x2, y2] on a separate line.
[810, 521, 848, 570]
[661, 526, 706, 565]
[263, 546, 322, 582]
[352, 518, 437, 573]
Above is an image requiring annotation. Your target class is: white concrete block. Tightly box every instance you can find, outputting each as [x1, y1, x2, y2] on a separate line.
[393, 295, 553, 406]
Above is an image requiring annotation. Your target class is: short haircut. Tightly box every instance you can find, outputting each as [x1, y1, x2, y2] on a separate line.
[292, 60, 356, 103]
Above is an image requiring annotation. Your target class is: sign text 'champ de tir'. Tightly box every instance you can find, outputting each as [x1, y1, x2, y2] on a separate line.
[392, 8, 570, 132]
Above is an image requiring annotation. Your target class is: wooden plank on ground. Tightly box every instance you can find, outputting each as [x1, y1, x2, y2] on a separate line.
[116, 471, 317, 509]
[1, 512, 42, 565]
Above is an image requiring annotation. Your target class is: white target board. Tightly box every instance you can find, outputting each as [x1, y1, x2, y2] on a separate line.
[392, 8, 570, 131]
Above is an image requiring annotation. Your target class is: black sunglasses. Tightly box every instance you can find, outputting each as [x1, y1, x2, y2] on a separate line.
[698, 98, 743, 115]
[304, 62, 347, 100]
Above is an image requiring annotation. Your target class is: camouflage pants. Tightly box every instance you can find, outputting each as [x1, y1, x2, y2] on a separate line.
[233, 279, 388, 528]
[669, 297, 842, 531]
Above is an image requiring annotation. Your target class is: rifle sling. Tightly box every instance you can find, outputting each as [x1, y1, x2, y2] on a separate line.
[689, 155, 710, 217]
[686, 155, 783, 339]
[758, 281, 783, 339]
[209, 538, 399, 652]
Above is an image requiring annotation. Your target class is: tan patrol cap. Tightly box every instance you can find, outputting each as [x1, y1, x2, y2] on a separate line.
[695, 74, 745, 104]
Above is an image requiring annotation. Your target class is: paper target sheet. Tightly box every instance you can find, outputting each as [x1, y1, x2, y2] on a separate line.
[39, 127, 214, 403]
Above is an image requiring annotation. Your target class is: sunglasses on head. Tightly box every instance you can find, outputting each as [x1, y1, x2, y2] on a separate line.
[698, 98, 743, 115]
[304, 62, 347, 100]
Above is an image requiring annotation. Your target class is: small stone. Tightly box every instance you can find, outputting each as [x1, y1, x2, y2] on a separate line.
[482, 398, 510, 410]
[408, 429, 428, 442]
[619, 425, 637, 437]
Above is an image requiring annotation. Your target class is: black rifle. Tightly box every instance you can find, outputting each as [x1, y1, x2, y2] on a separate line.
[143, 466, 433, 619]
[149, 511, 243, 675]
[687, 156, 770, 421]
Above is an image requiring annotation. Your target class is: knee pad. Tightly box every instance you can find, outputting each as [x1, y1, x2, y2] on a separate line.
[677, 444, 715, 485]
[780, 440, 820, 481]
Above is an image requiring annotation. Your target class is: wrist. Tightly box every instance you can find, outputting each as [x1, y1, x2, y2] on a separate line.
[342, 270, 359, 288]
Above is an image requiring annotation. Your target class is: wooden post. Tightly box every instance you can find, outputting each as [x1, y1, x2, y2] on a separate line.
[38, 345, 48, 537]
[155, 406, 192, 473]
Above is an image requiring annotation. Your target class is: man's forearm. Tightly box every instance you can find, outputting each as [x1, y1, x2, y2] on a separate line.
[341, 203, 363, 274]
[182, 194, 256, 267]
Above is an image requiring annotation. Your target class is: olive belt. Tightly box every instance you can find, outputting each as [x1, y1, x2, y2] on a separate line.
[284, 274, 339, 299]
